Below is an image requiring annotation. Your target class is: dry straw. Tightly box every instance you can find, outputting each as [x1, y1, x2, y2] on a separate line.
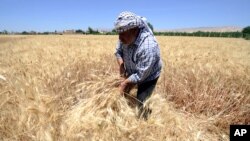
[1, 35, 249, 141]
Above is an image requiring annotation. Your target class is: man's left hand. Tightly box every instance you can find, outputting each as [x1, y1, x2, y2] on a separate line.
[119, 79, 131, 95]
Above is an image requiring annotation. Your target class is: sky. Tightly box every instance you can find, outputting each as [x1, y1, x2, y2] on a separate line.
[0, 0, 250, 32]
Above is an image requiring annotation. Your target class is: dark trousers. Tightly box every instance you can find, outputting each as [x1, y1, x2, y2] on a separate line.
[137, 77, 159, 107]
[124, 77, 159, 105]
[124, 77, 159, 118]
[136, 77, 159, 119]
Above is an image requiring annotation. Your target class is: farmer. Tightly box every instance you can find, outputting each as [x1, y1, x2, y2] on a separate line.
[114, 11, 162, 118]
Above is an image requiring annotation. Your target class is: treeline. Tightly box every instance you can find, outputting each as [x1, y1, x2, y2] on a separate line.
[154, 31, 244, 38]
[74, 28, 117, 35]
[0, 27, 108, 35]
[1, 30, 244, 38]
[153, 26, 250, 40]
[1, 26, 250, 40]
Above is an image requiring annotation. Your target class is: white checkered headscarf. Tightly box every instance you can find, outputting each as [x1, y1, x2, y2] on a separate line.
[114, 11, 153, 34]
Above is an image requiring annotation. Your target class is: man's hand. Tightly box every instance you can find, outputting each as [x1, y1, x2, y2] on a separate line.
[120, 80, 128, 95]
[119, 79, 131, 95]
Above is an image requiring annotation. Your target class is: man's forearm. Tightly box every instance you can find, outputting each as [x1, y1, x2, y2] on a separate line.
[117, 58, 124, 66]
[117, 58, 126, 77]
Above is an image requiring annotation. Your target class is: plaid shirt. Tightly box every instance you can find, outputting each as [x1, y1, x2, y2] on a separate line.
[115, 27, 162, 84]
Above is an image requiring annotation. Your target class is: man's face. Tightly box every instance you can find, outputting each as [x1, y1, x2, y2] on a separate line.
[119, 28, 138, 45]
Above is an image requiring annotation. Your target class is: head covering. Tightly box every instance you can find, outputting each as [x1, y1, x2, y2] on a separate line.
[114, 11, 153, 35]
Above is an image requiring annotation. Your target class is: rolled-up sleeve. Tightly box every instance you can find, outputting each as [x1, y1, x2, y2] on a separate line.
[114, 41, 123, 59]
[128, 41, 158, 83]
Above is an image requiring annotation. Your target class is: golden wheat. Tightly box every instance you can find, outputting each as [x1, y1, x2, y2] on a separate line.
[0, 35, 249, 140]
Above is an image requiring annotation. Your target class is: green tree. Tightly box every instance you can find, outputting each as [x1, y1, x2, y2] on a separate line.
[3, 30, 8, 34]
[105, 29, 117, 35]
[43, 32, 49, 35]
[87, 27, 94, 34]
[22, 31, 29, 35]
[242, 26, 250, 39]
[242, 26, 250, 34]
[75, 29, 85, 34]
[87, 27, 99, 34]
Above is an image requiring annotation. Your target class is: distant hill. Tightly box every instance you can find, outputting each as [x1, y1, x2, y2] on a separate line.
[156, 26, 243, 33]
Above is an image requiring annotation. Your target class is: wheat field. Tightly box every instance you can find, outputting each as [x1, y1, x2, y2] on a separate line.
[0, 35, 249, 141]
